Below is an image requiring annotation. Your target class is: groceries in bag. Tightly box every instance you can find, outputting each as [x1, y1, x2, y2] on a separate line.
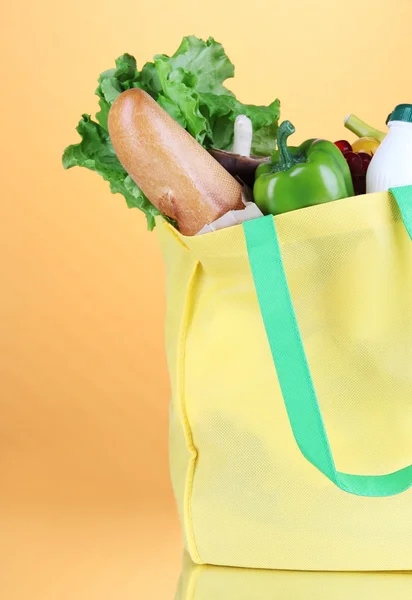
[333, 140, 374, 196]
[209, 115, 270, 189]
[344, 113, 386, 143]
[62, 34, 409, 236]
[254, 120, 354, 215]
[333, 113, 390, 196]
[62, 35, 280, 231]
[108, 88, 244, 236]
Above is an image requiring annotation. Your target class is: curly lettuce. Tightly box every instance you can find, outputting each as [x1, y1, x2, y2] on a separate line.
[63, 36, 280, 230]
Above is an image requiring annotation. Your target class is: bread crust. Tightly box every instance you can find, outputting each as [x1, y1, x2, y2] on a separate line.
[108, 89, 243, 235]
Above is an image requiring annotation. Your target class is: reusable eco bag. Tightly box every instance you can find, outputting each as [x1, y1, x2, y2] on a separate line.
[175, 553, 412, 599]
[157, 186, 412, 572]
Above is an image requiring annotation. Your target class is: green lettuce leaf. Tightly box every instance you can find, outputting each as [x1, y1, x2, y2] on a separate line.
[153, 56, 211, 143]
[251, 121, 279, 156]
[163, 35, 235, 96]
[62, 115, 161, 230]
[139, 61, 162, 96]
[63, 36, 281, 230]
[199, 93, 280, 153]
[95, 54, 141, 129]
[156, 95, 186, 128]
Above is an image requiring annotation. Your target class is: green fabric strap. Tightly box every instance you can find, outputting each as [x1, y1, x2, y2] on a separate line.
[243, 186, 412, 497]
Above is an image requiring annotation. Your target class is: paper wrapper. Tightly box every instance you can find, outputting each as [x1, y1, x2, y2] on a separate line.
[195, 189, 263, 235]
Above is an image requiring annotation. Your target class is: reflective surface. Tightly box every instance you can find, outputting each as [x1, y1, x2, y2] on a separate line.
[177, 554, 412, 599]
[2, 507, 410, 599]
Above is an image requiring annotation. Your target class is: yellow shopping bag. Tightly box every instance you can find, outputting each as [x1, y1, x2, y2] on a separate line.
[175, 553, 412, 600]
[157, 186, 412, 571]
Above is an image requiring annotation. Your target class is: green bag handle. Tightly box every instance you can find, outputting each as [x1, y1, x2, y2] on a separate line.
[243, 186, 412, 497]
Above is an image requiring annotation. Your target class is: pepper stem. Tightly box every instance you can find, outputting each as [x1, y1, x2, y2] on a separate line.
[277, 120, 297, 170]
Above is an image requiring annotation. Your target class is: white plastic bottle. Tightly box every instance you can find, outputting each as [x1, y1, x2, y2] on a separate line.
[366, 104, 412, 193]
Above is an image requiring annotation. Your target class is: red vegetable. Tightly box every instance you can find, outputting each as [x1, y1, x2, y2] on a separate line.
[344, 151, 363, 176]
[334, 140, 352, 154]
[357, 152, 372, 175]
[334, 140, 372, 196]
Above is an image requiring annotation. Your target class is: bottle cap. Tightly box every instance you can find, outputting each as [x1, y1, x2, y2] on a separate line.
[386, 104, 412, 125]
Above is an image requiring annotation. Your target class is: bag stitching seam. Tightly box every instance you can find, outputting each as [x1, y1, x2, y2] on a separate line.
[177, 258, 203, 564]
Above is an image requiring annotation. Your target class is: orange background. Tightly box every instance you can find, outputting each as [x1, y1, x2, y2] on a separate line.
[1, 0, 411, 597]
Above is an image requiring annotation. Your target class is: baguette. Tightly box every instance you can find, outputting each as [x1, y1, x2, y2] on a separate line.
[108, 89, 244, 235]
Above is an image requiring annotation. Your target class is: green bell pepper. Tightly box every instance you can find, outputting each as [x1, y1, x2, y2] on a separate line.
[253, 120, 354, 216]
